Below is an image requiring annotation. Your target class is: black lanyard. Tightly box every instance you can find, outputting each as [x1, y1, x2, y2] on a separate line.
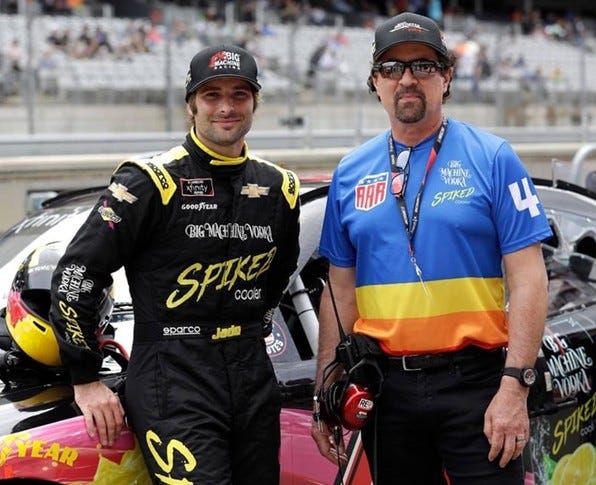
[388, 119, 448, 286]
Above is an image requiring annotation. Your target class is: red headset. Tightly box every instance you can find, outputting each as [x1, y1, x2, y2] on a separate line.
[318, 357, 383, 431]
[317, 278, 384, 431]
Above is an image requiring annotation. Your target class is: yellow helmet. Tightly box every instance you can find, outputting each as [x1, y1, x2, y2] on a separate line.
[5, 242, 112, 367]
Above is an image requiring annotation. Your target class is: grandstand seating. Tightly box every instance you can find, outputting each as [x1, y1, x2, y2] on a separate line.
[1, 11, 595, 104]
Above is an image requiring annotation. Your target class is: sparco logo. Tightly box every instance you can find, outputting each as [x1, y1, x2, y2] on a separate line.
[162, 325, 202, 337]
[147, 162, 170, 190]
[287, 171, 297, 195]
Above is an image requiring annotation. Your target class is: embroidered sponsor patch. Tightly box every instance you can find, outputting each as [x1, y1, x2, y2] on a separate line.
[184, 222, 273, 241]
[108, 182, 138, 203]
[211, 324, 242, 340]
[180, 178, 215, 197]
[355, 172, 388, 211]
[57, 263, 93, 303]
[390, 20, 429, 34]
[234, 287, 262, 301]
[165, 247, 277, 307]
[98, 201, 121, 228]
[162, 325, 202, 337]
[240, 183, 270, 198]
[145, 162, 171, 190]
[181, 202, 218, 211]
[209, 50, 241, 71]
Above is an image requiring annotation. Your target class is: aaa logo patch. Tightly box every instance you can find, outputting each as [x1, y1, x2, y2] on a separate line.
[355, 172, 388, 211]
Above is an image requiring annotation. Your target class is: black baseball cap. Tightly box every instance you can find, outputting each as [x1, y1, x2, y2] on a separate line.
[372, 12, 448, 61]
[185, 44, 261, 101]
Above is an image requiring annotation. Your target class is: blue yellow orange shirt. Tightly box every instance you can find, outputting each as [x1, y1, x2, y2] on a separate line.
[319, 119, 553, 355]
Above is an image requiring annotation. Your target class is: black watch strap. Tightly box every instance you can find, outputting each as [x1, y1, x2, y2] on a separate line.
[502, 367, 537, 387]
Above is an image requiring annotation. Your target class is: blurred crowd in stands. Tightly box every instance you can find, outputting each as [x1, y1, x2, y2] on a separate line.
[43, 19, 168, 60]
[0, 0, 595, 114]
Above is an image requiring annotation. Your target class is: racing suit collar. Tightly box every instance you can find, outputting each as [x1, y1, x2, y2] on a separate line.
[189, 127, 249, 166]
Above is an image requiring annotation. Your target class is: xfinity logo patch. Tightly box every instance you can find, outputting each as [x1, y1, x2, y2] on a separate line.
[180, 178, 214, 197]
[162, 325, 202, 337]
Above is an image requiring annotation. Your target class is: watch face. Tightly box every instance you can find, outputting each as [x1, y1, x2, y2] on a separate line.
[522, 368, 537, 386]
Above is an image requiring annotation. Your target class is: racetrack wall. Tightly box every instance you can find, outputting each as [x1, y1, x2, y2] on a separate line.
[1, 144, 595, 232]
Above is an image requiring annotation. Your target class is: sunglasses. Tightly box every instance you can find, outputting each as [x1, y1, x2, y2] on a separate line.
[373, 60, 444, 80]
[390, 148, 411, 198]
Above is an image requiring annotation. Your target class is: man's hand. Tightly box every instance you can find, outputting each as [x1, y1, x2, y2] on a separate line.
[311, 419, 348, 467]
[73, 381, 125, 447]
[484, 378, 530, 468]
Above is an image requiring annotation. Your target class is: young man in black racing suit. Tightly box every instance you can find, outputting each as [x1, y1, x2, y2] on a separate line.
[49, 44, 300, 485]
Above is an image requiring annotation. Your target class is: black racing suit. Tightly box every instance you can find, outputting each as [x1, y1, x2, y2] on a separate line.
[49, 130, 300, 485]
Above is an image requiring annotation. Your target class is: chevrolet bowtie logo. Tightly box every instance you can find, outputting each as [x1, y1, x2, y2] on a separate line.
[108, 182, 138, 203]
[240, 184, 270, 198]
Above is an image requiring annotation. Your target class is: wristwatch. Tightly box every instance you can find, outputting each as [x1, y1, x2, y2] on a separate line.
[502, 367, 537, 387]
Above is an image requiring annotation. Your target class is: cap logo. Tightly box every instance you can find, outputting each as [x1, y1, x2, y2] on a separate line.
[209, 50, 241, 71]
[389, 21, 428, 34]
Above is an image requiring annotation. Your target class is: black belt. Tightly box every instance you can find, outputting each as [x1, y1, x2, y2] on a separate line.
[134, 321, 271, 342]
[385, 346, 504, 372]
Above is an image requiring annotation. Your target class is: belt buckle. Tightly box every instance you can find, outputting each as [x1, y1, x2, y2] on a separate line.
[402, 355, 422, 371]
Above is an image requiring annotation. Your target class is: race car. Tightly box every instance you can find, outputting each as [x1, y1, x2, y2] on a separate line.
[0, 176, 595, 485]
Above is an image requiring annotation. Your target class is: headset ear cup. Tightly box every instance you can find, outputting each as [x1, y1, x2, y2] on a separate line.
[321, 379, 346, 426]
[339, 383, 375, 430]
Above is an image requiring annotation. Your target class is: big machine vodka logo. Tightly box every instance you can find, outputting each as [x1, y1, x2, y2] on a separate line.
[209, 50, 241, 71]
[543, 332, 593, 401]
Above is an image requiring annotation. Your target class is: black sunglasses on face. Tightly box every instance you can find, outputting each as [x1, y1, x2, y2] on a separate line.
[373, 60, 445, 80]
